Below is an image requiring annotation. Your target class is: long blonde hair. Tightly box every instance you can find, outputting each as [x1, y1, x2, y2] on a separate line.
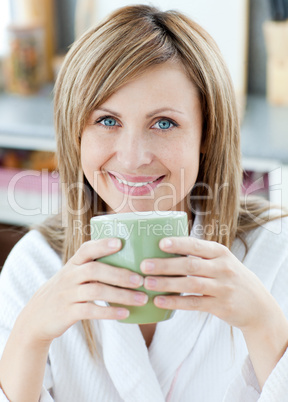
[38, 5, 281, 354]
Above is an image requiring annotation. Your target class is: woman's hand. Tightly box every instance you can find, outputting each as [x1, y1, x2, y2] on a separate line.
[141, 236, 288, 387]
[141, 236, 275, 331]
[19, 238, 147, 345]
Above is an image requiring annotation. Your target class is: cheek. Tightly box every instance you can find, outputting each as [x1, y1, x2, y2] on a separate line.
[170, 138, 201, 173]
[80, 136, 110, 179]
[173, 140, 201, 192]
[80, 140, 94, 182]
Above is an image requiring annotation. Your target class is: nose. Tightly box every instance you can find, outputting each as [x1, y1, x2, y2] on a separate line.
[116, 132, 154, 171]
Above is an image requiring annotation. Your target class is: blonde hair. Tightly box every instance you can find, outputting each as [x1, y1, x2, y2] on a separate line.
[37, 5, 282, 354]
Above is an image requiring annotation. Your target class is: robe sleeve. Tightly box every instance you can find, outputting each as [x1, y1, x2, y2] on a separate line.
[0, 231, 60, 401]
[223, 355, 260, 401]
[224, 249, 288, 402]
[40, 358, 55, 401]
[0, 389, 10, 401]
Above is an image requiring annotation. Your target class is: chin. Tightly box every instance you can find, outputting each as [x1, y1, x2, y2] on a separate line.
[102, 192, 177, 214]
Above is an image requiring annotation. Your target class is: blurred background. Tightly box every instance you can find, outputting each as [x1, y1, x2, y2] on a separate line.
[0, 0, 288, 267]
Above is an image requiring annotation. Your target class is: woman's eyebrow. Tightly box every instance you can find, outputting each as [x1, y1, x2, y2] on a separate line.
[146, 108, 184, 117]
[95, 107, 184, 118]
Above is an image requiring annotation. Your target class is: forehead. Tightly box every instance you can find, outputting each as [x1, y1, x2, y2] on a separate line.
[100, 61, 200, 111]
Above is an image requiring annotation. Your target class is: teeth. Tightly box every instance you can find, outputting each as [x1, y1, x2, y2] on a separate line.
[114, 176, 157, 187]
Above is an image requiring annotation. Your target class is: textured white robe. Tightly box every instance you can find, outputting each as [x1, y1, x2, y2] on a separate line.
[0, 214, 288, 401]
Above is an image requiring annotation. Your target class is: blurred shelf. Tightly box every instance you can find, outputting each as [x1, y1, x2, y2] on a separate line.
[0, 167, 60, 227]
[241, 94, 288, 165]
[241, 156, 281, 172]
[0, 85, 55, 151]
[0, 210, 47, 226]
[241, 95, 288, 208]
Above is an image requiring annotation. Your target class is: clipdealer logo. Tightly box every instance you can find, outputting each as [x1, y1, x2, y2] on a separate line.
[5, 167, 285, 234]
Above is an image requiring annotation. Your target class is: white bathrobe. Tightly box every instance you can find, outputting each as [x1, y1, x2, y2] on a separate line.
[0, 214, 288, 401]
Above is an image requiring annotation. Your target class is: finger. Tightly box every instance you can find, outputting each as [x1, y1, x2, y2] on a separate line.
[75, 261, 144, 289]
[75, 282, 149, 306]
[144, 275, 218, 296]
[159, 237, 228, 259]
[141, 256, 217, 278]
[153, 294, 214, 312]
[72, 302, 130, 321]
[71, 238, 122, 265]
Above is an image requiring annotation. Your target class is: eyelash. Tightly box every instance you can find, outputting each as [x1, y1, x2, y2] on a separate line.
[94, 115, 179, 132]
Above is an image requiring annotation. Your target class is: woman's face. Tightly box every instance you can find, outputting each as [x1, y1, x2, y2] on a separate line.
[81, 61, 203, 216]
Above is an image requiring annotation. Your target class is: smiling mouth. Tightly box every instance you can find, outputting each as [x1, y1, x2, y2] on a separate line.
[112, 175, 164, 187]
[108, 172, 165, 187]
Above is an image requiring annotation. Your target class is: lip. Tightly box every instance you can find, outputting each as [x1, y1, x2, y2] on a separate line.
[109, 171, 162, 183]
[108, 172, 165, 196]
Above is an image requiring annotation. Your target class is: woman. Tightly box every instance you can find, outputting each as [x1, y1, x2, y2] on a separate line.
[0, 5, 288, 401]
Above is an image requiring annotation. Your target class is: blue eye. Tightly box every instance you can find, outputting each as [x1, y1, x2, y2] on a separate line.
[159, 120, 172, 129]
[153, 119, 177, 131]
[100, 117, 117, 126]
[95, 116, 120, 130]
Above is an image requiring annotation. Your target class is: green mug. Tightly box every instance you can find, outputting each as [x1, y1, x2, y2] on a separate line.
[90, 211, 188, 324]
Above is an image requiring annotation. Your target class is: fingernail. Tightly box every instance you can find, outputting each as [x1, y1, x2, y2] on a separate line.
[155, 296, 167, 306]
[145, 277, 157, 289]
[134, 292, 149, 304]
[108, 238, 121, 248]
[142, 261, 155, 273]
[130, 274, 144, 286]
[160, 238, 173, 248]
[117, 308, 130, 318]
